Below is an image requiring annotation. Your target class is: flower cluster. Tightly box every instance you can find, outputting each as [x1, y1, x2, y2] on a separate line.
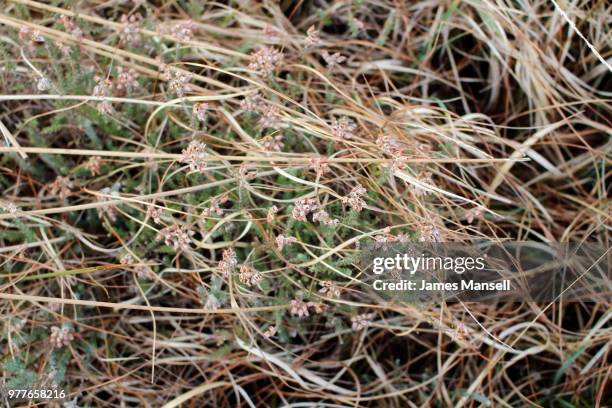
[331, 117, 357, 140]
[305, 25, 321, 49]
[258, 104, 282, 129]
[289, 300, 328, 318]
[318, 281, 341, 298]
[115, 67, 139, 93]
[239, 93, 283, 129]
[170, 21, 196, 41]
[120, 253, 133, 265]
[92, 76, 114, 115]
[119, 13, 142, 46]
[217, 248, 237, 277]
[373, 227, 409, 249]
[291, 198, 317, 221]
[240, 92, 262, 112]
[261, 134, 284, 152]
[134, 262, 153, 280]
[275, 234, 297, 251]
[96, 187, 119, 221]
[342, 184, 367, 212]
[49, 326, 74, 348]
[180, 141, 208, 173]
[201, 198, 224, 217]
[309, 157, 330, 176]
[238, 163, 257, 182]
[376, 135, 402, 155]
[156, 225, 194, 250]
[239, 265, 263, 287]
[162, 66, 191, 97]
[312, 208, 339, 226]
[192, 102, 209, 122]
[55, 40, 71, 56]
[322, 51, 346, 68]
[147, 206, 163, 224]
[266, 205, 278, 222]
[289, 299, 309, 318]
[419, 222, 443, 242]
[351, 313, 375, 331]
[49, 176, 73, 200]
[292, 198, 339, 225]
[85, 156, 102, 176]
[248, 46, 283, 75]
[37, 77, 52, 92]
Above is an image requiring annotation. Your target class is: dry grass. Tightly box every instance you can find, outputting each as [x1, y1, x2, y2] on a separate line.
[0, 0, 610, 407]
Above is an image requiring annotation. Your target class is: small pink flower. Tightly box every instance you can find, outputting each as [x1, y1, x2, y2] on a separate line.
[419, 223, 443, 242]
[49, 326, 74, 348]
[86, 156, 102, 176]
[120, 253, 133, 265]
[291, 198, 318, 221]
[309, 157, 330, 176]
[239, 265, 262, 287]
[312, 209, 338, 226]
[147, 206, 163, 224]
[37, 77, 52, 92]
[305, 25, 321, 49]
[170, 20, 197, 41]
[261, 134, 284, 151]
[376, 135, 402, 155]
[115, 67, 139, 93]
[119, 13, 143, 46]
[351, 313, 375, 331]
[180, 141, 208, 173]
[192, 102, 210, 122]
[258, 104, 282, 129]
[342, 184, 367, 212]
[331, 117, 356, 140]
[248, 47, 283, 75]
[162, 66, 191, 97]
[96, 187, 119, 221]
[217, 248, 237, 276]
[319, 281, 341, 298]
[49, 176, 73, 200]
[275, 234, 297, 251]
[322, 51, 346, 68]
[156, 225, 194, 250]
[201, 198, 223, 217]
[289, 299, 309, 318]
[267, 206, 278, 223]
[240, 92, 262, 112]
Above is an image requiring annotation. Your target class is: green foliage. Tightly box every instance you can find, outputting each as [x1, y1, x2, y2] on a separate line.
[3, 358, 37, 390]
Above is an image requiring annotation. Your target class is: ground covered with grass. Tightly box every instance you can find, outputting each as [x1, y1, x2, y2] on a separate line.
[0, 0, 610, 407]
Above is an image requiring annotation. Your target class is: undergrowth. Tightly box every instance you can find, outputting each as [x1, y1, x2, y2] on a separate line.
[0, 0, 610, 407]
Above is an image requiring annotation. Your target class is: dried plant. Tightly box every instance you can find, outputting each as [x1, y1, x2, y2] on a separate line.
[0, 2, 609, 406]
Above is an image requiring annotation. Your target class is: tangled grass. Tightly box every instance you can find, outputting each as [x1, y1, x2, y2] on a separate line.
[0, 0, 610, 406]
